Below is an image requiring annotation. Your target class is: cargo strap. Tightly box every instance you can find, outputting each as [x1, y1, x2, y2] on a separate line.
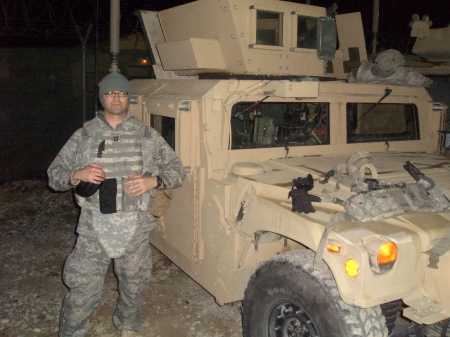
[423, 229, 450, 269]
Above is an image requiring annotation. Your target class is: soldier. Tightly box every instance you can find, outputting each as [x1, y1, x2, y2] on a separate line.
[48, 72, 186, 337]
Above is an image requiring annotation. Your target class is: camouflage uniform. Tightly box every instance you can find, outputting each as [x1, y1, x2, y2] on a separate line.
[48, 111, 186, 336]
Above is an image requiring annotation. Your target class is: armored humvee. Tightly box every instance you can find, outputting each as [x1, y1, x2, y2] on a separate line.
[127, 1, 450, 336]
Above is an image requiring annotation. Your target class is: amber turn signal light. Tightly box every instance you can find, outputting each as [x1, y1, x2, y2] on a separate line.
[345, 259, 359, 278]
[327, 243, 341, 254]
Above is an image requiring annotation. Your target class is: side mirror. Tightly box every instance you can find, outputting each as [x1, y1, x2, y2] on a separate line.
[316, 17, 337, 60]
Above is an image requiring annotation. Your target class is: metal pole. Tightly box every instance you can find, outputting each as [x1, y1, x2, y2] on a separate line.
[372, 0, 380, 55]
[76, 24, 93, 124]
[110, 0, 121, 73]
[95, 0, 99, 112]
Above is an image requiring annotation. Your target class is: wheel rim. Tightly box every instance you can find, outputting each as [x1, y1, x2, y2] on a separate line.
[267, 302, 319, 337]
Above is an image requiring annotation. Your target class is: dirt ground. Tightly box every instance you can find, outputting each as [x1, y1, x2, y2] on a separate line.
[1, 180, 448, 337]
[0, 180, 242, 337]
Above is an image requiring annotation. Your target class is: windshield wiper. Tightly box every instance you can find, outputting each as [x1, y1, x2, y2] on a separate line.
[357, 87, 392, 122]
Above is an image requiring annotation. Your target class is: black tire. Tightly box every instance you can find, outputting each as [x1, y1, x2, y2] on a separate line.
[243, 249, 389, 337]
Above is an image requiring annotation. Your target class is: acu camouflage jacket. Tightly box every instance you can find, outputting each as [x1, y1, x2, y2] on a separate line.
[47, 111, 186, 257]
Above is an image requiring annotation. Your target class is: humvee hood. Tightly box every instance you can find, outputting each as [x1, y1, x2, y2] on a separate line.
[231, 151, 450, 223]
[234, 152, 450, 193]
[233, 152, 450, 247]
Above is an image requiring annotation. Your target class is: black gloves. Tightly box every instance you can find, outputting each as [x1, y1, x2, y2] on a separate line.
[75, 181, 102, 198]
[288, 174, 321, 214]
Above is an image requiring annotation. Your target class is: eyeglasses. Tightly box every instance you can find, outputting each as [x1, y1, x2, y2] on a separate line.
[104, 91, 128, 98]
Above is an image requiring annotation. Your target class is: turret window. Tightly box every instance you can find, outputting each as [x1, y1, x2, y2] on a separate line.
[255, 10, 284, 46]
[296, 16, 318, 49]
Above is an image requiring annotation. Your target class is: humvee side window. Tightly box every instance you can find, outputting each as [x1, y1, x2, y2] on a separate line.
[231, 102, 330, 149]
[151, 115, 175, 150]
[256, 10, 283, 46]
[346, 103, 420, 143]
[297, 16, 317, 49]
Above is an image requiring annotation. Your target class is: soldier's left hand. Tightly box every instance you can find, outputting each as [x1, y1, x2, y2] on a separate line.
[124, 175, 158, 196]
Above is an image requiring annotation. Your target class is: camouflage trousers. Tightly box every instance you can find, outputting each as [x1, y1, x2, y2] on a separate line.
[59, 227, 152, 337]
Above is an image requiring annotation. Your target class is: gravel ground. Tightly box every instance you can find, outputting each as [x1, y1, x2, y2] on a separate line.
[0, 180, 242, 337]
[1, 180, 448, 337]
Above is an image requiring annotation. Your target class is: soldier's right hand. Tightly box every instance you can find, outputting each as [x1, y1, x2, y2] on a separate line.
[73, 163, 105, 185]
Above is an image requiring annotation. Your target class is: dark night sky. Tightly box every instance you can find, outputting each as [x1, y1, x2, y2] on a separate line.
[1, 0, 448, 51]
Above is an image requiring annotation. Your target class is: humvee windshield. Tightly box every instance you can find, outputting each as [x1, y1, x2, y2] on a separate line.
[231, 102, 330, 149]
[230, 102, 419, 149]
[347, 103, 420, 143]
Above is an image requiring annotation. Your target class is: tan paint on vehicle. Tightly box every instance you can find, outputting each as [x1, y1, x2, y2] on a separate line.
[129, 0, 450, 328]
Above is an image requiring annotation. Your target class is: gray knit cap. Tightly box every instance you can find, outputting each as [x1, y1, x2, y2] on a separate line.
[98, 72, 130, 105]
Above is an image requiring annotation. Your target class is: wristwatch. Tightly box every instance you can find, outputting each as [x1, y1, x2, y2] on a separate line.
[156, 176, 165, 189]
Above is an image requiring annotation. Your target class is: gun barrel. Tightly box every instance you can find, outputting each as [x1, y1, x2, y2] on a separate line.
[403, 160, 422, 181]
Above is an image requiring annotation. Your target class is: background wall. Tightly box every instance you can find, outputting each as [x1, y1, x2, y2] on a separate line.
[0, 36, 152, 182]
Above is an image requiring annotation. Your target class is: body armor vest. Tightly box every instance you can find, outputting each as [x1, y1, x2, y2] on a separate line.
[81, 117, 150, 211]
[89, 132, 143, 211]
[77, 114, 151, 258]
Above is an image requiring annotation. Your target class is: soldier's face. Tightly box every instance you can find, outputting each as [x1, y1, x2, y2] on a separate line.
[102, 91, 129, 116]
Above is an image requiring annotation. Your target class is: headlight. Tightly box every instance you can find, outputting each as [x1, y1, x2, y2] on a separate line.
[365, 238, 398, 274]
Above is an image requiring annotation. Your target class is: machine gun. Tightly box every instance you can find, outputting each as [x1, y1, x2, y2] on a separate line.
[404, 160, 436, 191]
[403, 160, 424, 181]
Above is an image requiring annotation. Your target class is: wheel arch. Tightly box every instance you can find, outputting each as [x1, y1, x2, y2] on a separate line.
[241, 248, 389, 337]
